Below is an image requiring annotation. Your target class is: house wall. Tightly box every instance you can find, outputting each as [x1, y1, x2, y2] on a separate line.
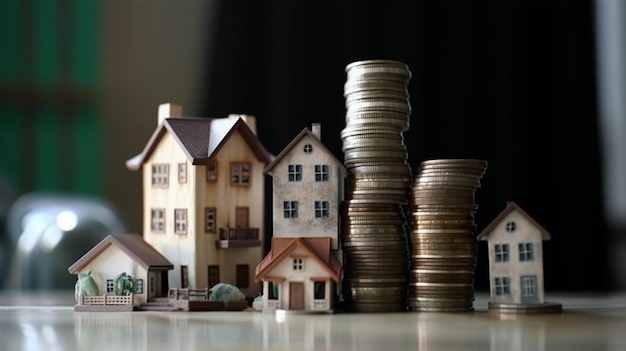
[487, 211, 545, 304]
[270, 135, 342, 249]
[142, 130, 197, 289]
[74, 245, 149, 305]
[262, 246, 334, 311]
[194, 128, 265, 296]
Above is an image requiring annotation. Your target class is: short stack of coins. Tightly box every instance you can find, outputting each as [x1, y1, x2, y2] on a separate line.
[408, 159, 487, 312]
[340, 59, 413, 312]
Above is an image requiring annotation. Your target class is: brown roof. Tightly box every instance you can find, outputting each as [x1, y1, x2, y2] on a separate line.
[255, 237, 342, 283]
[264, 127, 347, 175]
[476, 201, 551, 241]
[126, 117, 272, 170]
[68, 234, 173, 273]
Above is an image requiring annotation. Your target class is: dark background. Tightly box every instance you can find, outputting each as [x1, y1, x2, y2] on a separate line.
[200, 0, 607, 291]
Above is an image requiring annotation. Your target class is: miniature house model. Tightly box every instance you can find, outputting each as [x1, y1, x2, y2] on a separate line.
[126, 104, 272, 297]
[255, 124, 345, 312]
[477, 202, 550, 305]
[68, 234, 173, 311]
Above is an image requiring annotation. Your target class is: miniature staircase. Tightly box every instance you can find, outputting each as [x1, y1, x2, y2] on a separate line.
[136, 297, 181, 312]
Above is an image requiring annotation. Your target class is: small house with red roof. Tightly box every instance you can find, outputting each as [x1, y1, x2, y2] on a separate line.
[477, 202, 551, 305]
[255, 237, 341, 311]
[126, 103, 272, 297]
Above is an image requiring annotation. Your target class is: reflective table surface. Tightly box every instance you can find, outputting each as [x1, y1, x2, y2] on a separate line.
[1, 291, 624, 351]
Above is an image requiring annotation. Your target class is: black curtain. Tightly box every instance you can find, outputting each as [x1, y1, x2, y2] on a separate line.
[201, 0, 610, 291]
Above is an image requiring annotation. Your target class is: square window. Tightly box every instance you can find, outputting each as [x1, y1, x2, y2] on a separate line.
[495, 244, 510, 262]
[151, 164, 169, 187]
[293, 258, 303, 270]
[315, 201, 329, 218]
[315, 165, 329, 182]
[494, 277, 510, 295]
[519, 243, 534, 261]
[288, 164, 302, 182]
[284, 201, 298, 218]
[231, 162, 251, 185]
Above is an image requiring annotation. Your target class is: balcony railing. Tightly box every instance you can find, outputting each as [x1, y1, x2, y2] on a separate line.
[216, 227, 261, 248]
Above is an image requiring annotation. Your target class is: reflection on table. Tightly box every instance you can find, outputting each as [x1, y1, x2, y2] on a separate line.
[1, 292, 625, 351]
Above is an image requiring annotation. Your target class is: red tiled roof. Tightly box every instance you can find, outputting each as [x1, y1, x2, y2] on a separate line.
[477, 201, 551, 241]
[255, 237, 342, 283]
[68, 234, 173, 273]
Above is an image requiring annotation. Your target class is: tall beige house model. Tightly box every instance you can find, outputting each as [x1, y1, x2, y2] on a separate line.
[127, 103, 272, 296]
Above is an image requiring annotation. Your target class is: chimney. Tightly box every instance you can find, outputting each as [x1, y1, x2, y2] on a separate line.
[158, 103, 183, 125]
[311, 123, 321, 140]
[228, 114, 257, 135]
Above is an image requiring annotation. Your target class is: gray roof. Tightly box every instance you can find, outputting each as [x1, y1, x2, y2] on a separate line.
[127, 117, 272, 170]
[68, 234, 173, 273]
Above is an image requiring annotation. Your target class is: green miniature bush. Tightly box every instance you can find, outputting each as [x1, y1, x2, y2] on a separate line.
[75, 270, 99, 302]
[209, 283, 245, 301]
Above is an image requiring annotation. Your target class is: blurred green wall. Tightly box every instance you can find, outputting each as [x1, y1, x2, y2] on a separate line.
[0, 0, 101, 195]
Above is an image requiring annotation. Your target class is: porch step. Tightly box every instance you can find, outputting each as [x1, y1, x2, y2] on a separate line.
[137, 298, 181, 312]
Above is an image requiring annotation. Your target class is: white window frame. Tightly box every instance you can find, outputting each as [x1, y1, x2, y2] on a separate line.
[283, 201, 298, 218]
[151, 208, 165, 233]
[174, 209, 187, 234]
[151, 164, 169, 187]
[315, 201, 329, 218]
[178, 162, 187, 183]
[293, 258, 304, 270]
[519, 243, 534, 261]
[495, 244, 510, 262]
[315, 164, 329, 182]
[288, 164, 302, 182]
[231, 162, 251, 185]
[494, 277, 510, 295]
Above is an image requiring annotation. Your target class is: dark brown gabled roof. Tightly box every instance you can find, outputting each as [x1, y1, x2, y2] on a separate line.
[68, 234, 173, 273]
[255, 237, 342, 283]
[126, 117, 272, 170]
[477, 201, 551, 241]
[264, 127, 347, 175]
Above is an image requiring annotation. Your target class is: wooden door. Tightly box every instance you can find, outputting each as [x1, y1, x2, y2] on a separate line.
[236, 207, 249, 228]
[290, 282, 305, 310]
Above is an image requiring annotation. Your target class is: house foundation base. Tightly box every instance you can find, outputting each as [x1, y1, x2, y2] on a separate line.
[487, 301, 563, 315]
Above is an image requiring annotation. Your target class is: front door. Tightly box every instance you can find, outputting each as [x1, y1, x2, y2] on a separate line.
[520, 275, 539, 304]
[235, 207, 249, 228]
[289, 282, 305, 310]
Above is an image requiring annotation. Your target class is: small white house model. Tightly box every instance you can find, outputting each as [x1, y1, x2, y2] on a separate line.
[255, 237, 342, 311]
[68, 234, 173, 311]
[256, 124, 345, 312]
[477, 202, 550, 305]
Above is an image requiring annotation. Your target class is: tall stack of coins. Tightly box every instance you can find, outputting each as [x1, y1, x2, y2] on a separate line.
[340, 60, 413, 312]
[408, 159, 487, 312]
